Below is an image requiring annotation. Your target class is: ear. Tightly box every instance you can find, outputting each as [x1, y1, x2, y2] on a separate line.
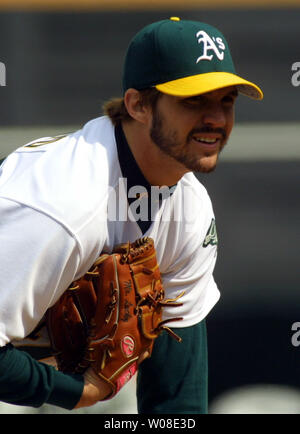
[123, 89, 151, 124]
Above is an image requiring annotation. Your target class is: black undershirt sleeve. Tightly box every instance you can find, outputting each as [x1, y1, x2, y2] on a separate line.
[0, 344, 84, 409]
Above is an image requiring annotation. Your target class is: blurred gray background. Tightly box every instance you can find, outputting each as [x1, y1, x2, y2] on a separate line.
[0, 1, 299, 414]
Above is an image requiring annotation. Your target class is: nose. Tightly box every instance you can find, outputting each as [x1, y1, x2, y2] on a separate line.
[201, 103, 227, 128]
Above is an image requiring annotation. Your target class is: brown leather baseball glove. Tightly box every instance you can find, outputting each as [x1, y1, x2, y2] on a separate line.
[46, 237, 183, 400]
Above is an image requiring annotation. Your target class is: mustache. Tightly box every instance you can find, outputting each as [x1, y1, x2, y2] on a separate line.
[188, 126, 227, 141]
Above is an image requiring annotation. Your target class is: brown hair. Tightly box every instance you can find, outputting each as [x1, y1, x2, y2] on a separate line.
[102, 88, 161, 126]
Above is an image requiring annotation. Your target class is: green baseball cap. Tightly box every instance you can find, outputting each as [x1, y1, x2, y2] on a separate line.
[123, 17, 263, 100]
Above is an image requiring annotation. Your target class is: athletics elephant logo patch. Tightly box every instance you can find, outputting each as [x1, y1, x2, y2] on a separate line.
[203, 218, 218, 247]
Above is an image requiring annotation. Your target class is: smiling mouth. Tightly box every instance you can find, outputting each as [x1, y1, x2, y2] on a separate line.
[191, 135, 222, 148]
[193, 136, 219, 144]
[190, 127, 226, 147]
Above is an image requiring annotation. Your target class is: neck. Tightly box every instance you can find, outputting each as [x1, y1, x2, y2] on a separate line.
[121, 120, 187, 187]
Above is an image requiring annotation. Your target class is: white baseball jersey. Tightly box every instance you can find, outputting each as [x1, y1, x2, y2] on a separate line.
[0, 116, 220, 348]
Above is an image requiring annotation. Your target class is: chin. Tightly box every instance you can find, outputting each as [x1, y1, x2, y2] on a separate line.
[183, 161, 217, 174]
[198, 165, 217, 173]
[192, 154, 219, 173]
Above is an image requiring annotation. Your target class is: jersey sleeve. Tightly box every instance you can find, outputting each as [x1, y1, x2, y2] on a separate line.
[0, 199, 88, 409]
[156, 177, 220, 327]
[0, 198, 81, 346]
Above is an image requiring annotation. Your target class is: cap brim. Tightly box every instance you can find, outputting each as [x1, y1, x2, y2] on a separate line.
[155, 71, 263, 100]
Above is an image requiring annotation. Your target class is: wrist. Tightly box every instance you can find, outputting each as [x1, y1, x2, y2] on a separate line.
[74, 368, 112, 408]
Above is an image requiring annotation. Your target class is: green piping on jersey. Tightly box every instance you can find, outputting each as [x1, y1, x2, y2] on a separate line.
[25, 134, 68, 148]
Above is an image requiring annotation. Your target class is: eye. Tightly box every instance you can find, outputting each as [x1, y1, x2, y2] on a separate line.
[181, 96, 205, 107]
[222, 92, 238, 105]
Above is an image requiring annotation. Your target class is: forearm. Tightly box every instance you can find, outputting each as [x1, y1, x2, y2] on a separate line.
[0, 344, 84, 409]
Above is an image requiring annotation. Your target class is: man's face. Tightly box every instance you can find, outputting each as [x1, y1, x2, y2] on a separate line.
[149, 86, 237, 173]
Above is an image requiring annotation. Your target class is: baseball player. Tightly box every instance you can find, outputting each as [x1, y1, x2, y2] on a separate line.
[0, 18, 263, 413]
